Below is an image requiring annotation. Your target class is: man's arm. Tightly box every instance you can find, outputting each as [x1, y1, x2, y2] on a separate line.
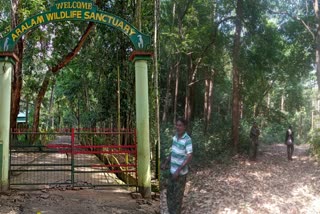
[173, 153, 193, 179]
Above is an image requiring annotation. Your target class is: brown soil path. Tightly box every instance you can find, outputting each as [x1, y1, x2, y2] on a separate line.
[0, 188, 159, 214]
[161, 143, 320, 214]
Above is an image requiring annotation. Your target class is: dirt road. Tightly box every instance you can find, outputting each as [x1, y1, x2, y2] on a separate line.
[161, 143, 320, 214]
[0, 187, 159, 214]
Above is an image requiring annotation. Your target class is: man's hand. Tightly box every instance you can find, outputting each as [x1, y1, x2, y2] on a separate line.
[172, 169, 181, 180]
[172, 153, 192, 180]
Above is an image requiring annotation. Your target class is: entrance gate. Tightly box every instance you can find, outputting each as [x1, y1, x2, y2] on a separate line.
[0, 0, 153, 197]
[10, 128, 137, 188]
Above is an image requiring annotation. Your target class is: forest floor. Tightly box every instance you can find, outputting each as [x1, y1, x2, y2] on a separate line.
[161, 143, 320, 214]
[0, 187, 160, 214]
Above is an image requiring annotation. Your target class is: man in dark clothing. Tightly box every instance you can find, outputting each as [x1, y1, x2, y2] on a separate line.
[250, 122, 260, 160]
[285, 125, 294, 160]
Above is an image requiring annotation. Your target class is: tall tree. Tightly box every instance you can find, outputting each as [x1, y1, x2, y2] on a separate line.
[10, 0, 24, 130]
[231, 0, 243, 152]
[313, 0, 320, 90]
[154, 0, 160, 180]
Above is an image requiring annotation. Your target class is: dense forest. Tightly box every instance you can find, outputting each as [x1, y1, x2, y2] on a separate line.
[160, 0, 320, 161]
[159, 1, 320, 212]
[2, 0, 320, 212]
[1, 0, 320, 177]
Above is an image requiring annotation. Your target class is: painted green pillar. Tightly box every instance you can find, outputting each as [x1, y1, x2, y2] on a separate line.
[131, 52, 152, 198]
[0, 54, 16, 191]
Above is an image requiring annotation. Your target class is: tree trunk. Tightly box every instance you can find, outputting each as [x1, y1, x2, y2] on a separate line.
[32, 73, 51, 133]
[136, 0, 142, 31]
[231, 0, 243, 153]
[184, 41, 217, 129]
[314, 0, 320, 89]
[49, 82, 56, 129]
[173, 62, 180, 124]
[162, 65, 174, 123]
[10, 0, 23, 130]
[184, 54, 193, 125]
[281, 94, 285, 111]
[11, 40, 23, 130]
[204, 79, 209, 129]
[204, 68, 214, 134]
[154, 0, 160, 180]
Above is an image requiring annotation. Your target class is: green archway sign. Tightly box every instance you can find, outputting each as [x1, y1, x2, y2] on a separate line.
[0, 0, 152, 198]
[0, 0, 151, 52]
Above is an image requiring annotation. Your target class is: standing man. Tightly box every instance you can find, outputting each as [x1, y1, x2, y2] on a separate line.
[285, 125, 294, 160]
[250, 122, 260, 161]
[161, 118, 193, 214]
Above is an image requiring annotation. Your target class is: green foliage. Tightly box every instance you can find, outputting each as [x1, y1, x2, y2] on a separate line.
[192, 119, 233, 163]
[0, 0, 11, 36]
[307, 129, 320, 159]
[159, 0, 316, 165]
[4, 0, 319, 183]
[160, 119, 233, 166]
[16, 0, 155, 131]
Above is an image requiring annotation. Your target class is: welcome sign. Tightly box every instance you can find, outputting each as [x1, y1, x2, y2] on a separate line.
[0, 0, 151, 52]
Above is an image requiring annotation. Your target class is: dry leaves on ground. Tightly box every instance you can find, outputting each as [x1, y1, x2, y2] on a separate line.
[161, 144, 320, 214]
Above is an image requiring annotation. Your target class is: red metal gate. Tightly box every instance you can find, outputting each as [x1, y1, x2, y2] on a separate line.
[10, 128, 137, 188]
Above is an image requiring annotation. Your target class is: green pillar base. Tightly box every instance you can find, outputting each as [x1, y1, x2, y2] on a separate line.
[139, 186, 151, 198]
[0, 144, 2, 178]
[0, 181, 9, 192]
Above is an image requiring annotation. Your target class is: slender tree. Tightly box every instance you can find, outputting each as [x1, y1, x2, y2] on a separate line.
[231, 0, 243, 152]
[154, 0, 160, 180]
[10, 0, 23, 130]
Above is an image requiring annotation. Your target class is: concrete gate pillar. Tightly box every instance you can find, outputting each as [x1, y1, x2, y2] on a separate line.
[130, 52, 153, 198]
[0, 53, 18, 191]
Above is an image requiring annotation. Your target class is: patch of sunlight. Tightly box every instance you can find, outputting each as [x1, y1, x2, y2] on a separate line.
[221, 207, 240, 214]
[226, 176, 242, 183]
[199, 189, 207, 193]
[299, 156, 309, 161]
[261, 203, 281, 213]
[196, 170, 211, 176]
[291, 184, 313, 198]
[251, 191, 263, 198]
[309, 198, 320, 211]
[247, 171, 272, 181]
[245, 161, 252, 166]
[300, 197, 320, 213]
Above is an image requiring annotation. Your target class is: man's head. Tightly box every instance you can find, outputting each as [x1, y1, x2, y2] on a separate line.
[176, 118, 187, 137]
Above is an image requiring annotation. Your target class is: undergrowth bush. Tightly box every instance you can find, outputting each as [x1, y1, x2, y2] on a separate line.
[307, 129, 320, 159]
[160, 119, 233, 169]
